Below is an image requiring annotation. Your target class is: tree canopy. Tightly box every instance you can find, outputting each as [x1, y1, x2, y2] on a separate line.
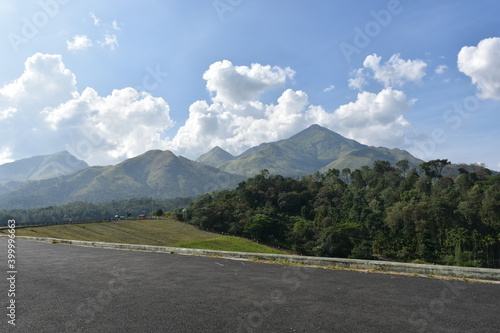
[179, 160, 500, 268]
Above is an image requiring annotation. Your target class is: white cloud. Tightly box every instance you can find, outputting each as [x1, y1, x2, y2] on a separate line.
[323, 84, 335, 92]
[98, 34, 118, 50]
[203, 60, 295, 104]
[1, 56, 415, 166]
[458, 37, 500, 100]
[89, 12, 101, 26]
[0, 53, 173, 165]
[168, 89, 311, 157]
[0, 53, 77, 107]
[348, 68, 368, 91]
[167, 61, 414, 158]
[309, 88, 412, 147]
[435, 65, 447, 74]
[83, 13, 122, 51]
[44, 87, 173, 164]
[0, 54, 78, 162]
[0, 107, 17, 120]
[361, 53, 427, 88]
[0, 147, 13, 165]
[112, 20, 122, 31]
[66, 34, 93, 51]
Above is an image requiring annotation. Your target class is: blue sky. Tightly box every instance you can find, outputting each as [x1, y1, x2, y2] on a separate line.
[0, 0, 499, 170]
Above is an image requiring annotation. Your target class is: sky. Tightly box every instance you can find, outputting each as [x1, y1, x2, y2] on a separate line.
[0, 0, 499, 170]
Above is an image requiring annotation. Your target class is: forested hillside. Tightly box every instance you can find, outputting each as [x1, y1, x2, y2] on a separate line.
[179, 160, 500, 268]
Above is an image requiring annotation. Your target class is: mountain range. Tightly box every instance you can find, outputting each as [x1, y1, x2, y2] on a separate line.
[196, 124, 424, 176]
[0, 124, 473, 209]
[0, 151, 89, 195]
[0, 150, 243, 209]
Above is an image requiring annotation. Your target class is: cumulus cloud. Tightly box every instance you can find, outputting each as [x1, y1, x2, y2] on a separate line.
[307, 88, 412, 147]
[66, 34, 93, 51]
[203, 60, 295, 104]
[1, 56, 415, 166]
[360, 53, 427, 88]
[458, 37, 500, 100]
[168, 89, 309, 157]
[348, 68, 368, 91]
[0, 53, 77, 108]
[44, 87, 173, 164]
[0, 53, 173, 165]
[0, 54, 77, 163]
[167, 60, 414, 158]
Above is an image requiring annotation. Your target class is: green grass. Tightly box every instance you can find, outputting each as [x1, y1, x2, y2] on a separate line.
[0, 218, 286, 254]
[174, 236, 286, 254]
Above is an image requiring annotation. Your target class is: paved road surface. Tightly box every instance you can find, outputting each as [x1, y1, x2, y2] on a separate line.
[1, 238, 499, 332]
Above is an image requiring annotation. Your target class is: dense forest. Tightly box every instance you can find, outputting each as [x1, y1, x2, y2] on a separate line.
[0, 197, 192, 224]
[177, 160, 500, 268]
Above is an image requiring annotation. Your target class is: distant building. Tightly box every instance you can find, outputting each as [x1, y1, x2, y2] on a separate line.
[138, 214, 146, 219]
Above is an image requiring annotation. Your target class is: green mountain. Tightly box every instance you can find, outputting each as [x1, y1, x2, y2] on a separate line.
[212, 124, 422, 176]
[0, 150, 244, 209]
[0, 151, 89, 195]
[3, 125, 482, 210]
[320, 146, 424, 172]
[0, 150, 89, 183]
[196, 146, 235, 167]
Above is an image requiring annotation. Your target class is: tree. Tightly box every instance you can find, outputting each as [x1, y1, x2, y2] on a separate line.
[178, 159, 499, 268]
[243, 214, 286, 244]
[396, 160, 410, 178]
[420, 159, 451, 178]
[326, 168, 340, 178]
[341, 168, 351, 183]
[373, 160, 394, 174]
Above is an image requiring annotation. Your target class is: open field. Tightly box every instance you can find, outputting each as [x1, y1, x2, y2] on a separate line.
[0, 218, 286, 254]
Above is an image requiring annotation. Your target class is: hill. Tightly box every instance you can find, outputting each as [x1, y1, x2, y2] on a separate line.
[182, 165, 500, 268]
[209, 125, 422, 176]
[0, 151, 89, 194]
[196, 146, 235, 167]
[0, 218, 286, 254]
[3, 125, 491, 210]
[0, 150, 244, 209]
[320, 146, 424, 172]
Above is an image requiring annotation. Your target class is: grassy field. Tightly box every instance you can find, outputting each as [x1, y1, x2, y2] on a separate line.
[0, 218, 286, 254]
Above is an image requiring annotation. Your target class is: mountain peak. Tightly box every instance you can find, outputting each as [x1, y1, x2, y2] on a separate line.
[287, 124, 366, 152]
[0, 148, 244, 209]
[0, 151, 89, 184]
[291, 124, 355, 141]
[197, 146, 235, 167]
[215, 124, 422, 177]
[305, 124, 325, 131]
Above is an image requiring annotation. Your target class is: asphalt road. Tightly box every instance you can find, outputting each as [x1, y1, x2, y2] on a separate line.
[1, 238, 499, 333]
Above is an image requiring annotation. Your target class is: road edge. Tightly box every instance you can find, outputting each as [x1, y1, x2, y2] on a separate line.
[4, 235, 500, 281]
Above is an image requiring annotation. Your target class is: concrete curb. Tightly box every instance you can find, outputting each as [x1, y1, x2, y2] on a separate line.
[7, 236, 500, 281]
